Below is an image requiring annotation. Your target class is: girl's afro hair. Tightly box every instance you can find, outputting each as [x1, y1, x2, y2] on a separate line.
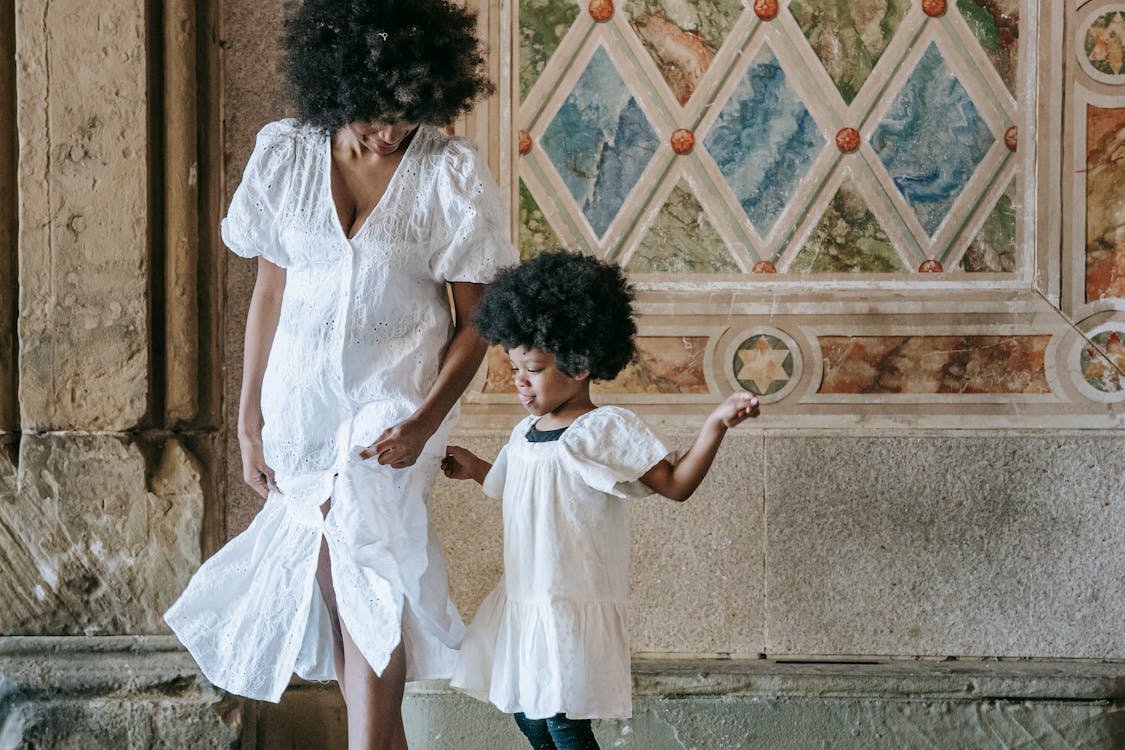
[474, 251, 637, 381]
[281, 0, 494, 131]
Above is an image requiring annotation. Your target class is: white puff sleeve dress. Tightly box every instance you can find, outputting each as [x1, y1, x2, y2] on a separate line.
[451, 407, 673, 720]
[164, 119, 517, 703]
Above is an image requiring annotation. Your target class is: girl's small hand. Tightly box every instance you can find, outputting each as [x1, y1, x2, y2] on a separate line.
[361, 417, 434, 468]
[239, 432, 277, 498]
[441, 445, 478, 480]
[441, 445, 490, 484]
[713, 391, 760, 428]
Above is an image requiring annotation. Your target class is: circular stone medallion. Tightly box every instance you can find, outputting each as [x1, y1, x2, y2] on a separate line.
[727, 328, 802, 403]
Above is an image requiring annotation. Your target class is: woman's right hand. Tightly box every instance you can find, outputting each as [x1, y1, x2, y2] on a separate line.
[239, 430, 276, 498]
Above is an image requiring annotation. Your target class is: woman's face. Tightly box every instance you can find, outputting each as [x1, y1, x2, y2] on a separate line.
[348, 120, 418, 156]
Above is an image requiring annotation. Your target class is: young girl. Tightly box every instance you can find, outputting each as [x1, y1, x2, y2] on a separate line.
[441, 251, 759, 749]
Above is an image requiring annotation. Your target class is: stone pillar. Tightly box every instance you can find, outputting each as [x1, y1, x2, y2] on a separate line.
[0, 0, 233, 745]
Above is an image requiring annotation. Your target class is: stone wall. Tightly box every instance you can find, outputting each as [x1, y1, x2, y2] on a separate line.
[0, 0, 236, 745]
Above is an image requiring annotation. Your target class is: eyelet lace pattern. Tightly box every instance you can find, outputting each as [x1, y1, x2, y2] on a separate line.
[166, 120, 516, 702]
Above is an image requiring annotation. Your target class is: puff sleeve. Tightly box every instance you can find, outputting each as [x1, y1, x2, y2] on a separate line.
[559, 407, 673, 499]
[220, 120, 298, 268]
[482, 418, 531, 500]
[481, 445, 509, 501]
[430, 138, 518, 283]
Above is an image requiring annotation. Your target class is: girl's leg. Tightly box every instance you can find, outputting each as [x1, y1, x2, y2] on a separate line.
[513, 713, 557, 750]
[544, 714, 599, 750]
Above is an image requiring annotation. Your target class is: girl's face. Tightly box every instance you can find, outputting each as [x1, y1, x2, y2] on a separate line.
[348, 120, 417, 156]
[508, 346, 588, 417]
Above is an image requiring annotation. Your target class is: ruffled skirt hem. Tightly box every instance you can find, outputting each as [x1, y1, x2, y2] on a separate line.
[450, 585, 632, 720]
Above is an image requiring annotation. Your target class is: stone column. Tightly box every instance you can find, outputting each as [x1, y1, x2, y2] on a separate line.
[0, 0, 234, 745]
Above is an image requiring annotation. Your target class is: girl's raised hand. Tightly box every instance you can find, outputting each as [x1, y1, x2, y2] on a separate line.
[712, 391, 760, 428]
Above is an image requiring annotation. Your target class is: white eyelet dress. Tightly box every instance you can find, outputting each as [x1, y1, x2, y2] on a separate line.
[164, 119, 516, 703]
[451, 407, 673, 720]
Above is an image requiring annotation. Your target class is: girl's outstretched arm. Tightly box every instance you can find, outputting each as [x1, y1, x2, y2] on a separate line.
[639, 392, 759, 502]
[442, 445, 491, 484]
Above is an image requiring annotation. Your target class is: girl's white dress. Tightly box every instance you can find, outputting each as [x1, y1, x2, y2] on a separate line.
[451, 407, 672, 720]
[164, 119, 515, 703]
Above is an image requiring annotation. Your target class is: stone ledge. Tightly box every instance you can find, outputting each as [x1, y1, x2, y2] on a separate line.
[0, 636, 213, 699]
[406, 656, 1125, 702]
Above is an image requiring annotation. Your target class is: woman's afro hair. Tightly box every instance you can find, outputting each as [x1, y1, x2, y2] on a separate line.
[281, 0, 494, 130]
[474, 251, 637, 381]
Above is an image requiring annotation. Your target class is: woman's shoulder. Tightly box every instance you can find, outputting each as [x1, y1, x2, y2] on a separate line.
[256, 117, 322, 141]
[415, 127, 486, 177]
[249, 118, 322, 162]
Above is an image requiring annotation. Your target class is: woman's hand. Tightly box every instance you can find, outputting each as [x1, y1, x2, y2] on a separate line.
[441, 445, 489, 483]
[360, 417, 435, 468]
[239, 430, 276, 498]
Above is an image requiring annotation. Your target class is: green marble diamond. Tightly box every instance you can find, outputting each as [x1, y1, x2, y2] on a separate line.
[792, 181, 904, 273]
[961, 183, 1016, 272]
[520, 0, 581, 102]
[790, 0, 910, 104]
[518, 180, 564, 260]
[629, 181, 739, 273]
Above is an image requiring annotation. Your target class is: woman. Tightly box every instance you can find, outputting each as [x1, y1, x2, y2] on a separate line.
[164, 0, 514, 747]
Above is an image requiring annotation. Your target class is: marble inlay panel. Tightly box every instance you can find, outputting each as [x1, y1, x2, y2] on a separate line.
[732, 334, 793, 396]
[704, 46, 825, 235]
[961, 180, 1016, 272]
[541, 47, 660, 238]
[520, 0, 580, 101]
[624, 0, 744, 105]
[1083, 9, 1125, 78]
[791, 181, 904, 273]
[789, 0, 910, 104]
[596, 336, 709, 394]
[628, 181, 738, 273]
[957, 0, 1019, 95]
[818, 335, 1051, 394]
[483, 337, 709, 394]
[518, 180, 563, 259]
[1081, 331, 1125, 394]
[1085, 104, 1125, 302]
[873, 43, 995, 237]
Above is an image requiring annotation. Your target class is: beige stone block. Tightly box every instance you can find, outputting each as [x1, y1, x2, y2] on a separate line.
[0, 637, 240, 749]
[431, 429, 766, 656]
[430, 430, 509, 620]
[765, 435, 1125, 658]
[0, 437, 203, 635]
[629, 431, 764, 655]
[15, 0, 149, 430]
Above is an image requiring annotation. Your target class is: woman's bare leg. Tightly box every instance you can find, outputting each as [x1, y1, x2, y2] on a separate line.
[341, 623, 408, 750]
[318, 498, 409, 749]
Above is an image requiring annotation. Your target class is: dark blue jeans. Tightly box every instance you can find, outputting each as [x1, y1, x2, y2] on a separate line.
[513, 712, 600, 750]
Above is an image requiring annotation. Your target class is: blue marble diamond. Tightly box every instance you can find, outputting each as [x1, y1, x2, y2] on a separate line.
[704, 46, 825, 235]
[872, 43, 995, 237]
[541, 47, 659, 238]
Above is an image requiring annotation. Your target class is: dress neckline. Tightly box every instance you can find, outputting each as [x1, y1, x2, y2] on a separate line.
[324, 125, 425, 242]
